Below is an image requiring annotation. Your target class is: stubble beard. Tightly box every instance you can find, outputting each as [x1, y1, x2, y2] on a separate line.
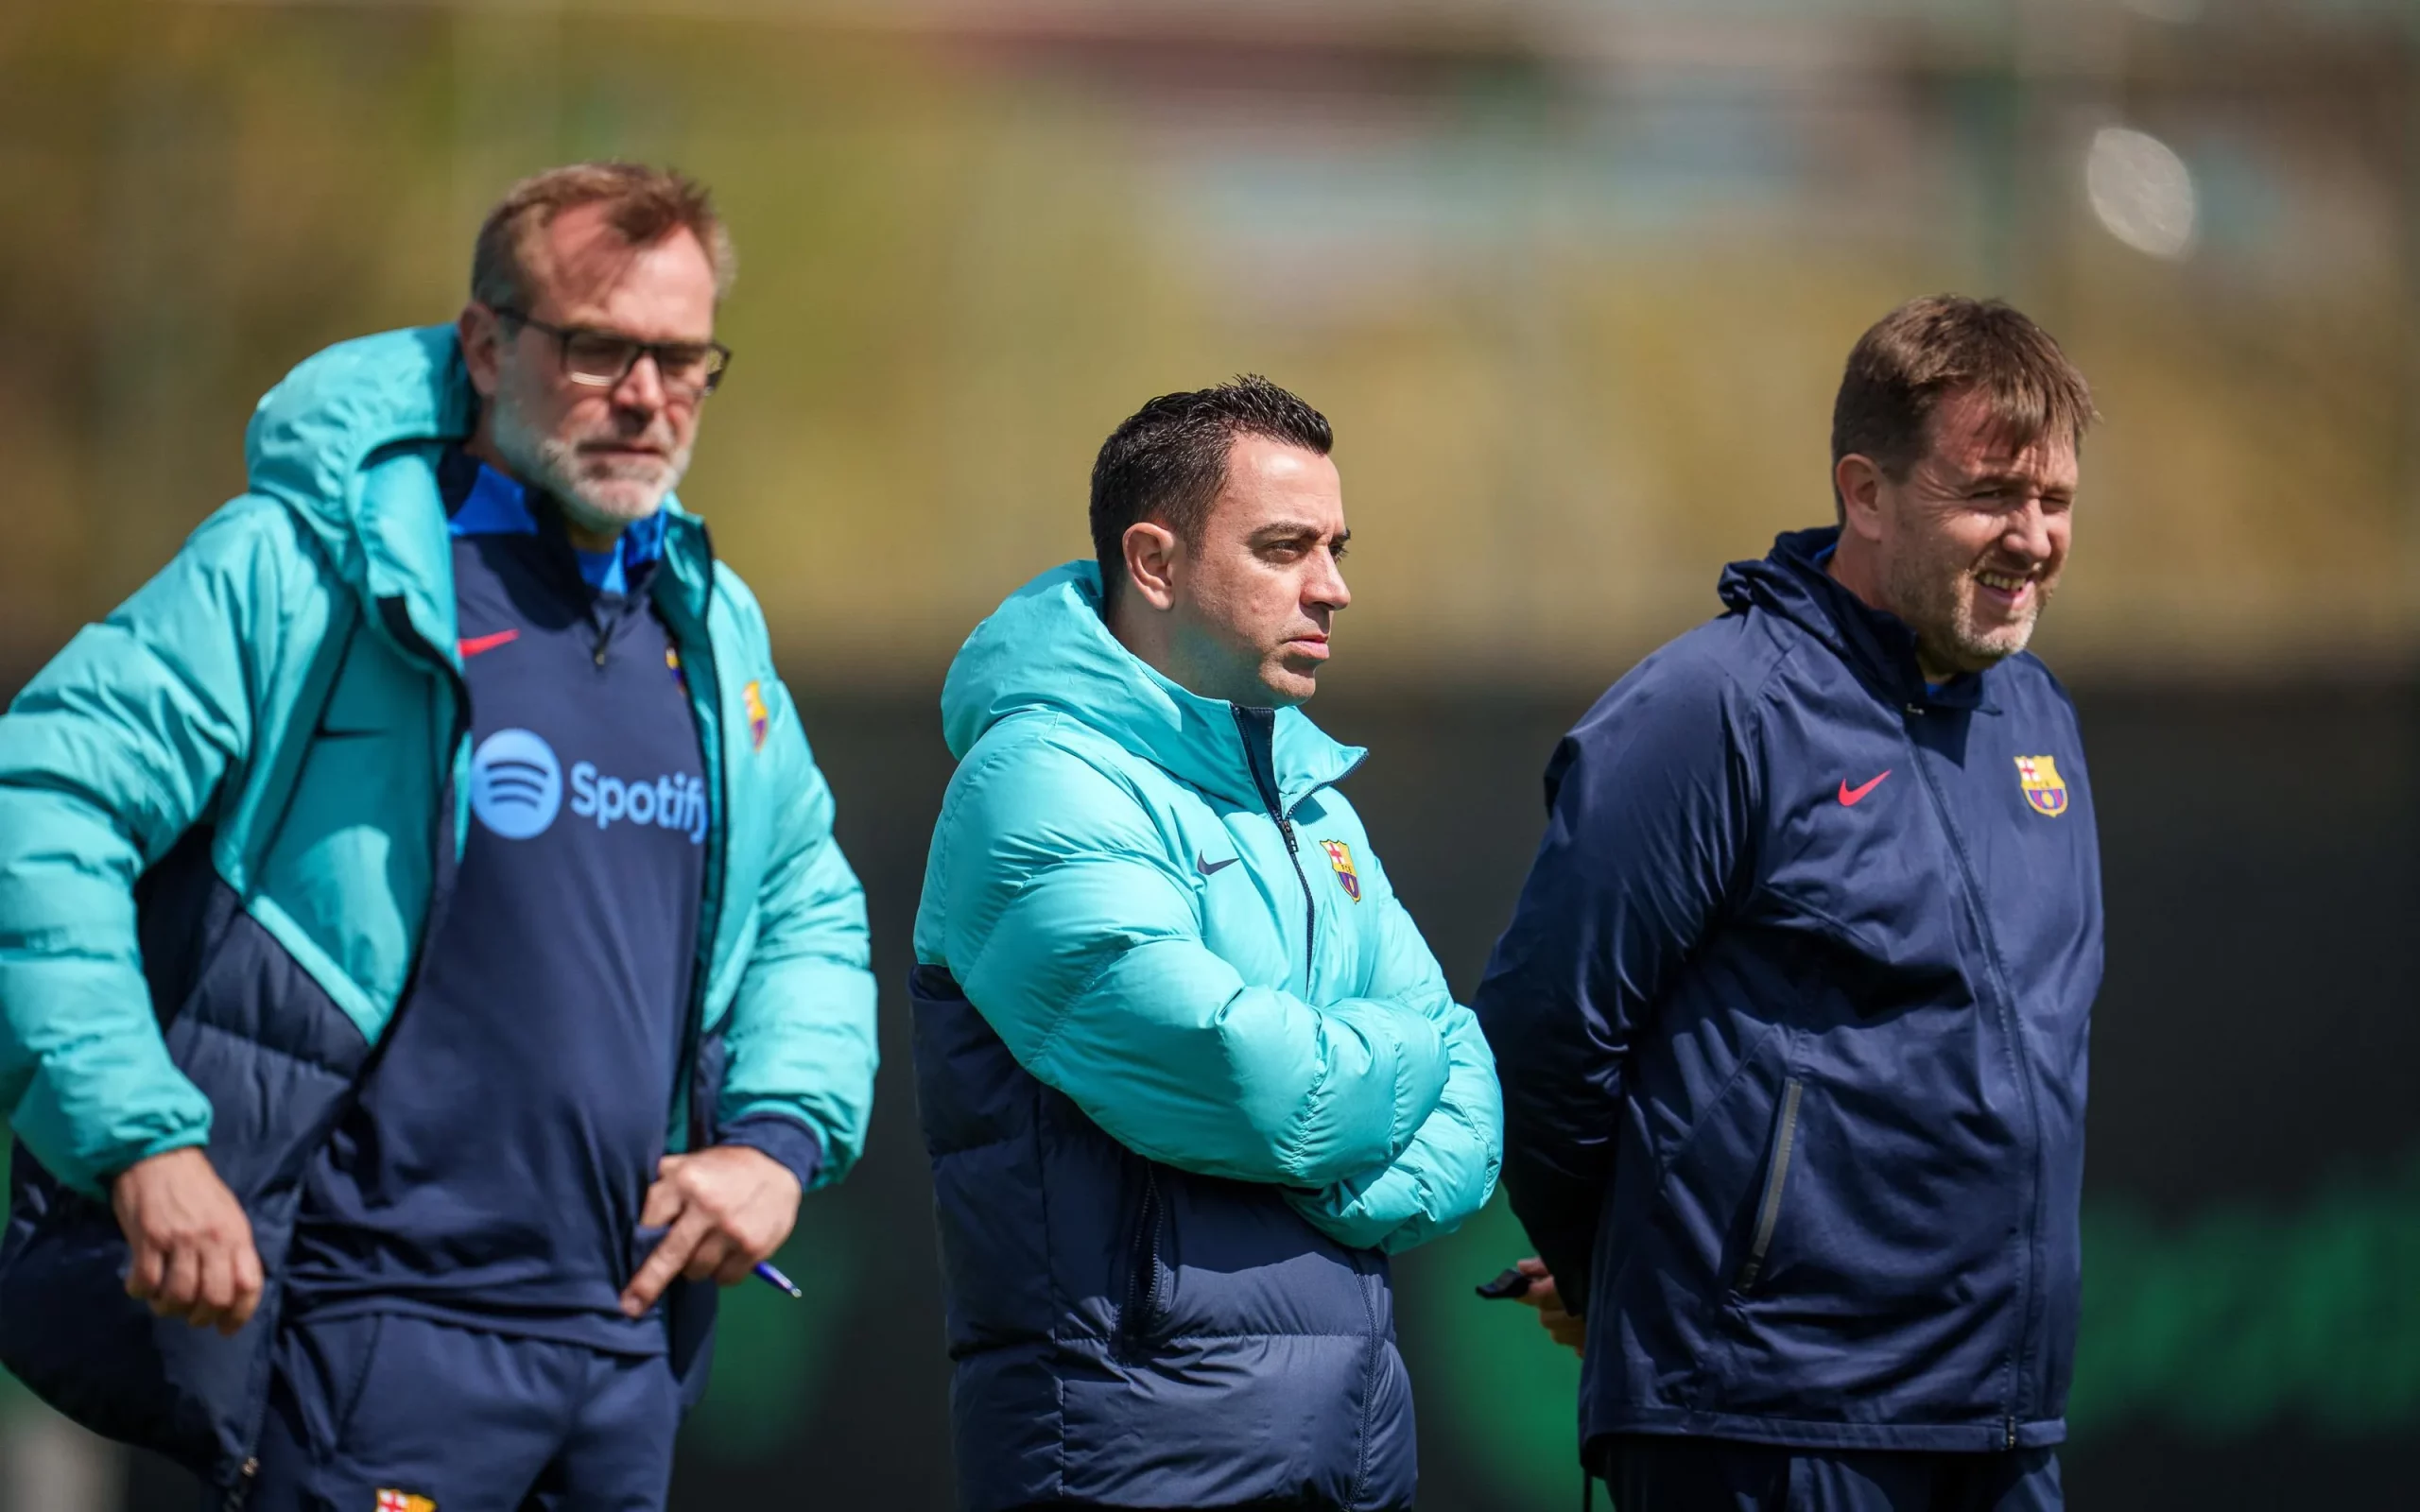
[492, 393, 691, 537]
[1258, 652, 1320, 709]
[1887, 547, 2053, 677]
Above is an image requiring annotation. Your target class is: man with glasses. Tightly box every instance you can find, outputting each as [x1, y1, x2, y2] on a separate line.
[0, 163, 875, 1510]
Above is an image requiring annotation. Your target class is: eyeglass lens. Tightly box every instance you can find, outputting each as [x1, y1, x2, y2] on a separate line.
[561, 333, 724, 391]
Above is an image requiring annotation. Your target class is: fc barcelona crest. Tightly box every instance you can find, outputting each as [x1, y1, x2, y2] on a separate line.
[2014, 755, 2068, 817]
[1318, 839, 1362, 902]
[743, 679, 770, 751]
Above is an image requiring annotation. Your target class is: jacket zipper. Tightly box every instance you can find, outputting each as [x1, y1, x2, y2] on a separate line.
[1344, 1243, 1382, 1512]
[1232, 708, 1317, 989]
[663, 544, 724, 1156]
[1277, 816, 1316, 988]
[1121, 1163, 1164, 1354]
[1902, 703, 2046, 1435]
[1230, 708, 1379, 1503]
[1737, 1076, 1805, 1292]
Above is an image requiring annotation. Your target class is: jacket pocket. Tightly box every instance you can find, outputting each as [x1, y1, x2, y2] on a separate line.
[1736, 1076, 1805, 1293]
[1118, 1162, 1167, 1354]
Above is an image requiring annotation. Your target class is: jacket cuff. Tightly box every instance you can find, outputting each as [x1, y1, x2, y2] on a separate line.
[717, 1113, 824, 1193]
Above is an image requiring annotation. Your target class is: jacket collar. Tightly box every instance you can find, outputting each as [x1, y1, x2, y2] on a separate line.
[243, 325, 713, 662]
[941, 561, 1364, 813]
[1719, 526, 1996, 713]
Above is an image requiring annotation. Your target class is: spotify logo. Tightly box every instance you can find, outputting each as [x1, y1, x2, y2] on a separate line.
[470, 729, 564, 840]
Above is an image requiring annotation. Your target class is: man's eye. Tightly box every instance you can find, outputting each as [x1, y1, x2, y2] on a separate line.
[1329, 541, 1349, 562]
[565, 335, 634, 369]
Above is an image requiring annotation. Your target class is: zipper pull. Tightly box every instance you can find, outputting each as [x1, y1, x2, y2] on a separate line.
[1280, 818, 1300, 855]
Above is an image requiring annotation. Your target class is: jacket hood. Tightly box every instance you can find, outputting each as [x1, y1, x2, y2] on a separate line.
[242, 325, 709, 654]
[1718, 526, 1990, 710]
[940, 561, 1364, 812]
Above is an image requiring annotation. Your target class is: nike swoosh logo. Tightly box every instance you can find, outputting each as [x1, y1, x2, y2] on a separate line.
[458, 628, 520, 658]
[1839, 769, 1893, 806]
[1198, 854, 1239, 876]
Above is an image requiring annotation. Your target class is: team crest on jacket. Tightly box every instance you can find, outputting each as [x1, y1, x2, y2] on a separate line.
[375, 1492, 437, 1512]
[743, 679, 770, 750]
[1318, 839, 1362, 902]
[2014, 755, 2069, 816]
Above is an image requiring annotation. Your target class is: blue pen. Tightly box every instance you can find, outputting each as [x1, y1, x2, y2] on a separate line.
[752, 1259, 803, 1298]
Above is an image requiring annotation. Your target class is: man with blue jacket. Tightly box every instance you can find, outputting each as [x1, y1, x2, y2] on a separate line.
[1477, 297, 2100, 1511]
[910, 378, 1501, 1511]
[0, 163, 876, 1509]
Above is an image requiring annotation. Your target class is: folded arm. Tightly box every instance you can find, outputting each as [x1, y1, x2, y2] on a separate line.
[1284, 875, 1503, 1254]
[934, 734, 1450, 1188]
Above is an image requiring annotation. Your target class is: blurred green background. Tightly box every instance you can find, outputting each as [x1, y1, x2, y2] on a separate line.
[3, 2, 2417, 1508]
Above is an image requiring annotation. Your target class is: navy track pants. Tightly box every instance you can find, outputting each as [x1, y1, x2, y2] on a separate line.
[1597, 1435, 2064, 1512]
[243, 1312, 680, 1512]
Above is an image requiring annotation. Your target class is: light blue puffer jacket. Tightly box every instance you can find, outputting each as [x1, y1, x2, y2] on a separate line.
[910, 561, 1499, 1511]
[0, 326, 877, 1486]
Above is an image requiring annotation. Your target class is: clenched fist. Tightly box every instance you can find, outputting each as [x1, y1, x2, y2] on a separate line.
[112, 1147, 264, 1337]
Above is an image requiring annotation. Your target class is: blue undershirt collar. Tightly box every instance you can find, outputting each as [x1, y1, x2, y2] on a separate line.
[447, 458, 666, 596]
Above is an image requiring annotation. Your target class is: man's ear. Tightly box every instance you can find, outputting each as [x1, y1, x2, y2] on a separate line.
[1121, 521, 1182, 612]
[458, 303, 505, 400]
[1834, 454, 1891, 544]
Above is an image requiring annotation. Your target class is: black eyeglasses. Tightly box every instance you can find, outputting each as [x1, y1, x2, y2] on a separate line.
[492, 307, 732, 397]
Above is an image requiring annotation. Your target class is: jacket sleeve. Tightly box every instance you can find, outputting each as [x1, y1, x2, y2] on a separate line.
[1285, 868, 1503, 1254]
[0, 502, 296, 1195]
[1471, 659, 1752, 1314]
[932, 733, 1451, 1188]
[713, 672, 878, 1191]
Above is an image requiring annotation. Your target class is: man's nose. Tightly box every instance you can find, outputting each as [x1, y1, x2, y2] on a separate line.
[1309, 547, 1351, 611]
[612, 352, 668, 415]
[2005, 500, 2054, 563]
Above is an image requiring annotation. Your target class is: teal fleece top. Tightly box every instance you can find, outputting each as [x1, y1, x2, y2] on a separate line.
[913, 561, 1499, 1251]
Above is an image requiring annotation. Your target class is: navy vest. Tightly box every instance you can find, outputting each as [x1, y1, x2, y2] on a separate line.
[911, 966, 1416, 1512]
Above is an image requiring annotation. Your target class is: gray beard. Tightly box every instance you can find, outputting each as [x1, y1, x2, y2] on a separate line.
[491, 401, 686, 535]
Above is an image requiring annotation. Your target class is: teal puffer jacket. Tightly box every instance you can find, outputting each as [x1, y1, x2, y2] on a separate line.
[911, 562, 1499, 1511]
[0, 326, 876, 1485]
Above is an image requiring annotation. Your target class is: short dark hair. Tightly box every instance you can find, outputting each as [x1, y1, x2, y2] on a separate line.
[1089, 376, 1334, 610]
[472, 162, 735, 313]
[1830, 295, 2097, 518]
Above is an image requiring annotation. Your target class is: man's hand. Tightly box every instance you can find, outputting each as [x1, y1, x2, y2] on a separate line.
[620, 1145, 804, 1317]
[1513, 1256, 1584, 1357]
[111, 1147, 264, 1337]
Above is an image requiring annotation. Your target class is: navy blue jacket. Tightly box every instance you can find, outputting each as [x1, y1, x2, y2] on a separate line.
[1475, 527, 2102, 1456]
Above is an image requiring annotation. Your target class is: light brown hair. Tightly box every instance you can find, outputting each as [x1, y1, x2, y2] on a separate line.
[470, 162, 735, 313]
[1830, 296, 2096, 517]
